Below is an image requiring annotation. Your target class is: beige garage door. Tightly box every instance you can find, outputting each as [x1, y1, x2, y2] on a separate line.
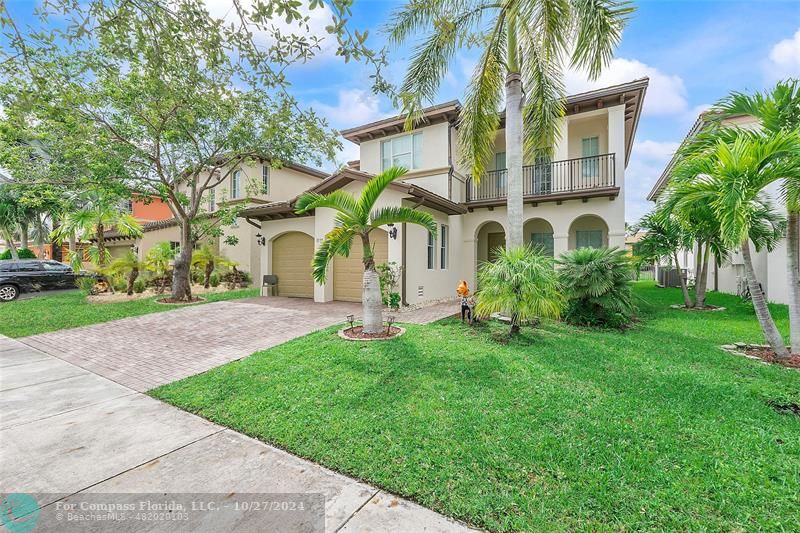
[272, 232, 314, 298]
[334, 230, 388, 302]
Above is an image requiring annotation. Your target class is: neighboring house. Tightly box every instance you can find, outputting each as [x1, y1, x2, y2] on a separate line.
[242, 78, 648, 304]
[647, 112, 794, 304]
[102, 162, 328, 276]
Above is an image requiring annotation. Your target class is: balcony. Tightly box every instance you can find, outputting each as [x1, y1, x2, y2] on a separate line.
[465, 153, 618, 206]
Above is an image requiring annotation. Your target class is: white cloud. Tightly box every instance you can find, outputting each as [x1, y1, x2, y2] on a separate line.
[764, 28, 800, 82]
[203, 0, 338, 60]
[624, 139, 680, 224]
[309, 88, 387, 129]
[566, 58, 688, 116]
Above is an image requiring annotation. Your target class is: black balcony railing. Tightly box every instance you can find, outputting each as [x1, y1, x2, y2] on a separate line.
[466, 153, 616, 203]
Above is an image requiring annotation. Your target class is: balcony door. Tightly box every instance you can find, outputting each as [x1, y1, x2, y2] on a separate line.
[581, 136, 600, 182]
[494, 152, 506, 197]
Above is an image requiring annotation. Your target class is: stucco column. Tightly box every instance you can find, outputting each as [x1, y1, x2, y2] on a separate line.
[463, 238, 477, 288]
[314, 208, 336, 303]
[554, 233, 569, 257]
[609, 231, 625, 250]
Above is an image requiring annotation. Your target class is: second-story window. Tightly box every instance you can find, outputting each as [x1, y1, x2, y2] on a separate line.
[381, 133, 423, 171]
[427, 230, 436, 269]
[231, 169, 241, 198]
[440, 224, 448, 270]
[262, 165, 270, 194]
[120, 199, 133, 213]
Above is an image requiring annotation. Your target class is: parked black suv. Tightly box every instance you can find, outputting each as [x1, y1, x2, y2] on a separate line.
[0, 260, 87, 301]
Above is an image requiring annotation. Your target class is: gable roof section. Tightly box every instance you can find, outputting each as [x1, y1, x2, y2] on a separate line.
[338, 79, 648, 167]
[241, 168, 467, 220]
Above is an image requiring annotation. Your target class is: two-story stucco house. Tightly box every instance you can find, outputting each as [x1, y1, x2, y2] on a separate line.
[241, 78, 648, 305]
[647, 111, 793, 305]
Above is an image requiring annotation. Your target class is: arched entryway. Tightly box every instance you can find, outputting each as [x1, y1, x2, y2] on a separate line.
[523, 218, 555, 256]
[271, 231, 315, 297]
[568, 215, 609, 250]
[476, 221, 506, 265]
[333, 229, 388, 302]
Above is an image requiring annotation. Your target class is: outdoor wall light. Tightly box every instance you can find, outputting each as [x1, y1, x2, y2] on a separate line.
[346, 314, 355, 331]
[255, 233, 266, 246]
[387, 224, 398, 240]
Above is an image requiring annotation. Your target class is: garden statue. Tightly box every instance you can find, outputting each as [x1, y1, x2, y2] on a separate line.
[456, 280, 475, 323]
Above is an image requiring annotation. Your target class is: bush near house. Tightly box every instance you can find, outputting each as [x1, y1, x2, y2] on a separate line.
[0, 248, 37, 260]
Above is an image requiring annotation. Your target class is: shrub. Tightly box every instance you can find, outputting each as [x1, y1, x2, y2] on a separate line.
[0, 248, 37, 260]
[556, 247, 636, 329]
[475, 246, 563, 336]
[220, 268, 250, 288]
[387, 292, 401, 310]
[377, 262, 402, 305]
[76, 276, 97, 295]
[209, 271, 221, 287]
[133, 278, 147, 294]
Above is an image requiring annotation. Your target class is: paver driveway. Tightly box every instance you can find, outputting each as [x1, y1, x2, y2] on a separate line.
[21, 297, 362, 391]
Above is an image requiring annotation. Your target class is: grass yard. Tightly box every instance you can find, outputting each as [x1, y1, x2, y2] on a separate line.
[0, 288, 260, 338]
[152, 283, 800, 531]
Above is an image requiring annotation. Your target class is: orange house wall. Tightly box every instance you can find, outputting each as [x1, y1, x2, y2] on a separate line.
[132, 197, 173, 222]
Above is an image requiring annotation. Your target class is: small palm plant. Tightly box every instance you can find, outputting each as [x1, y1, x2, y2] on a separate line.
[107, 251, 144, 295]
[145, 241, 176, 294]
[191, 244, 229, 288]
[475, 245, 563, 336]
[296, 167, 437, 334]
[557, 247, 636, 328]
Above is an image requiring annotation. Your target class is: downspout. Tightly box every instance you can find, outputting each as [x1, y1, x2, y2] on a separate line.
[401, 222, 407, 306]
[447, 123, 454, 200]
[245, 217, 261, 229]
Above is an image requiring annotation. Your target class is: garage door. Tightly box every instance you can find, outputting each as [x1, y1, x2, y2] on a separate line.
[334, 230, 388, 302]
[272, 232, 314, 298]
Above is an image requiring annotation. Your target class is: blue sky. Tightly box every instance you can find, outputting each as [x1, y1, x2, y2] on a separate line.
[7, 0, 800, 222]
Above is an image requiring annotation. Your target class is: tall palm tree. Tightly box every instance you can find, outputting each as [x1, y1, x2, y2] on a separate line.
[296, 167, 437, 334]
[712, 79, 800, 351]
[671, 130, 798, 358]
[52, 191, 142, 267]
[389, 0, 633, 248]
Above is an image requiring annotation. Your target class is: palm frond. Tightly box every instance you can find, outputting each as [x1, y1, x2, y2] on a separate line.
[569, 0, 634, 79]
[520, 27, 565, 157]
[357, 167, 408, 220]
[311, 226, 356, 283]
[370, 206, 438, 235]
[295, 190, 358, 217]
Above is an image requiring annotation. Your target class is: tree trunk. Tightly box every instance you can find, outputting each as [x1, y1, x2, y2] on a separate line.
[741, 240, 789, 358]
[171, 220, 193, 301]
[360, 232, 383, 334]
[505, 72, 524, 250]
[673, 251, 692, 308]
[2, 228, 18, 260]
[204, 261, 213, 289]
[20, 222, 28, 249]
[127, 266, 139, 296]
[787, 212, 800, 354]
[96, 223, 107, 266]
[696, 242, 710, 308]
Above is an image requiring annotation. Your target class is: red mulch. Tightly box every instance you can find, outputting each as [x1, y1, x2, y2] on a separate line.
[742, 348, 800, 369]
[155, 297, 205, 305]
[341, 326, 402, 340]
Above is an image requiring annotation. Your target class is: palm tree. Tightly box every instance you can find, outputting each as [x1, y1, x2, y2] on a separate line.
[108, 250, 144, 295]
[52, 191, 142, 267]
[389, 0, 633, 248]
[712, 79, 800, 351]
[475, 245, 563, 336]
[145, 241, 176, 295]
[0, 189, 21, 260]
[191, 244, 230, 289]
[671, 131, 797, 357]
[295, 167, 437, 334]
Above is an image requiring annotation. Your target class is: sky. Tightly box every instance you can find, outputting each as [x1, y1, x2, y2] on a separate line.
[6, 0, 800, 223]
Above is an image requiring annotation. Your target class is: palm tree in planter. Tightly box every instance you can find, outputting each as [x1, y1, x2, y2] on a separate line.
[107, 250, 144, 296]
[476, 245, 563, 336]
[145, 241, 176, 295]
[389, 0, 633, 248]
[295, 167, 437, 334]
[191, 244, 231, 289]
[670, 130, 797, 358]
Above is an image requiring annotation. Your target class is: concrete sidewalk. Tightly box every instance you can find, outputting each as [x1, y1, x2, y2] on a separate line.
[0, 335, 476, 532]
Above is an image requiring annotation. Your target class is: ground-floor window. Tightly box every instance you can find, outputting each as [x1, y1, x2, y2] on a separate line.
[530, 232, 554, 256]
[576, 230, 603, 249]
[427, 231, 436, 269]
[440, 224, 448, 270]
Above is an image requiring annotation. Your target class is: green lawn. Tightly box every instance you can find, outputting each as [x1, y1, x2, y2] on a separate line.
[151, 283, 800, 531]
[0, 288, 259, 338]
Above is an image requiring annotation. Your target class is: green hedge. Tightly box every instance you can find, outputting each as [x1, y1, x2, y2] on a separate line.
[0, 248, 37, 260]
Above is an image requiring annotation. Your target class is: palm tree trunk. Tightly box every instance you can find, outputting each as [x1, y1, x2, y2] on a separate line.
[741, 240, 789, 357]
[20, 222, 28, 249]
[171, 220, 193, 301]
[673, 251, 692, 308]
[127, 267, 138, 296]
[96, 223, 107, 267]
[204, 262, 213, 289]
[2, 228, 18, 260]
[787, 212, 800, 354]
[696, 242, 710, 308]
[360, 232, 383, 334]
[504, 15, 523, 250]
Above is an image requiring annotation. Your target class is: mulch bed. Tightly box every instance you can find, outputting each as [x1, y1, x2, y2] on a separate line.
[721, 343, 800, 369]
[670, 304, 726, 311]
[155, 296, 205, 305]
[340, 326, 403, 340]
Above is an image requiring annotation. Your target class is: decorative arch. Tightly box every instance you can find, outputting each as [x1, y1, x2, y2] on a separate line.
[567, 214, 609, 250]
[523, 217, 555, 256]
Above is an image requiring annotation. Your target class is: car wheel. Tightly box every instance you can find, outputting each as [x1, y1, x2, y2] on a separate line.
[0, 284, 19, 302]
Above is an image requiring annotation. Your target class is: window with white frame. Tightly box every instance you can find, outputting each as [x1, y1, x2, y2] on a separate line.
[231, 169, 242, 198]
[427, 230, 436, 269]
[381, 133, 423, 171]
[440, 224, 448, 269]
[262, 165, 270, 194]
